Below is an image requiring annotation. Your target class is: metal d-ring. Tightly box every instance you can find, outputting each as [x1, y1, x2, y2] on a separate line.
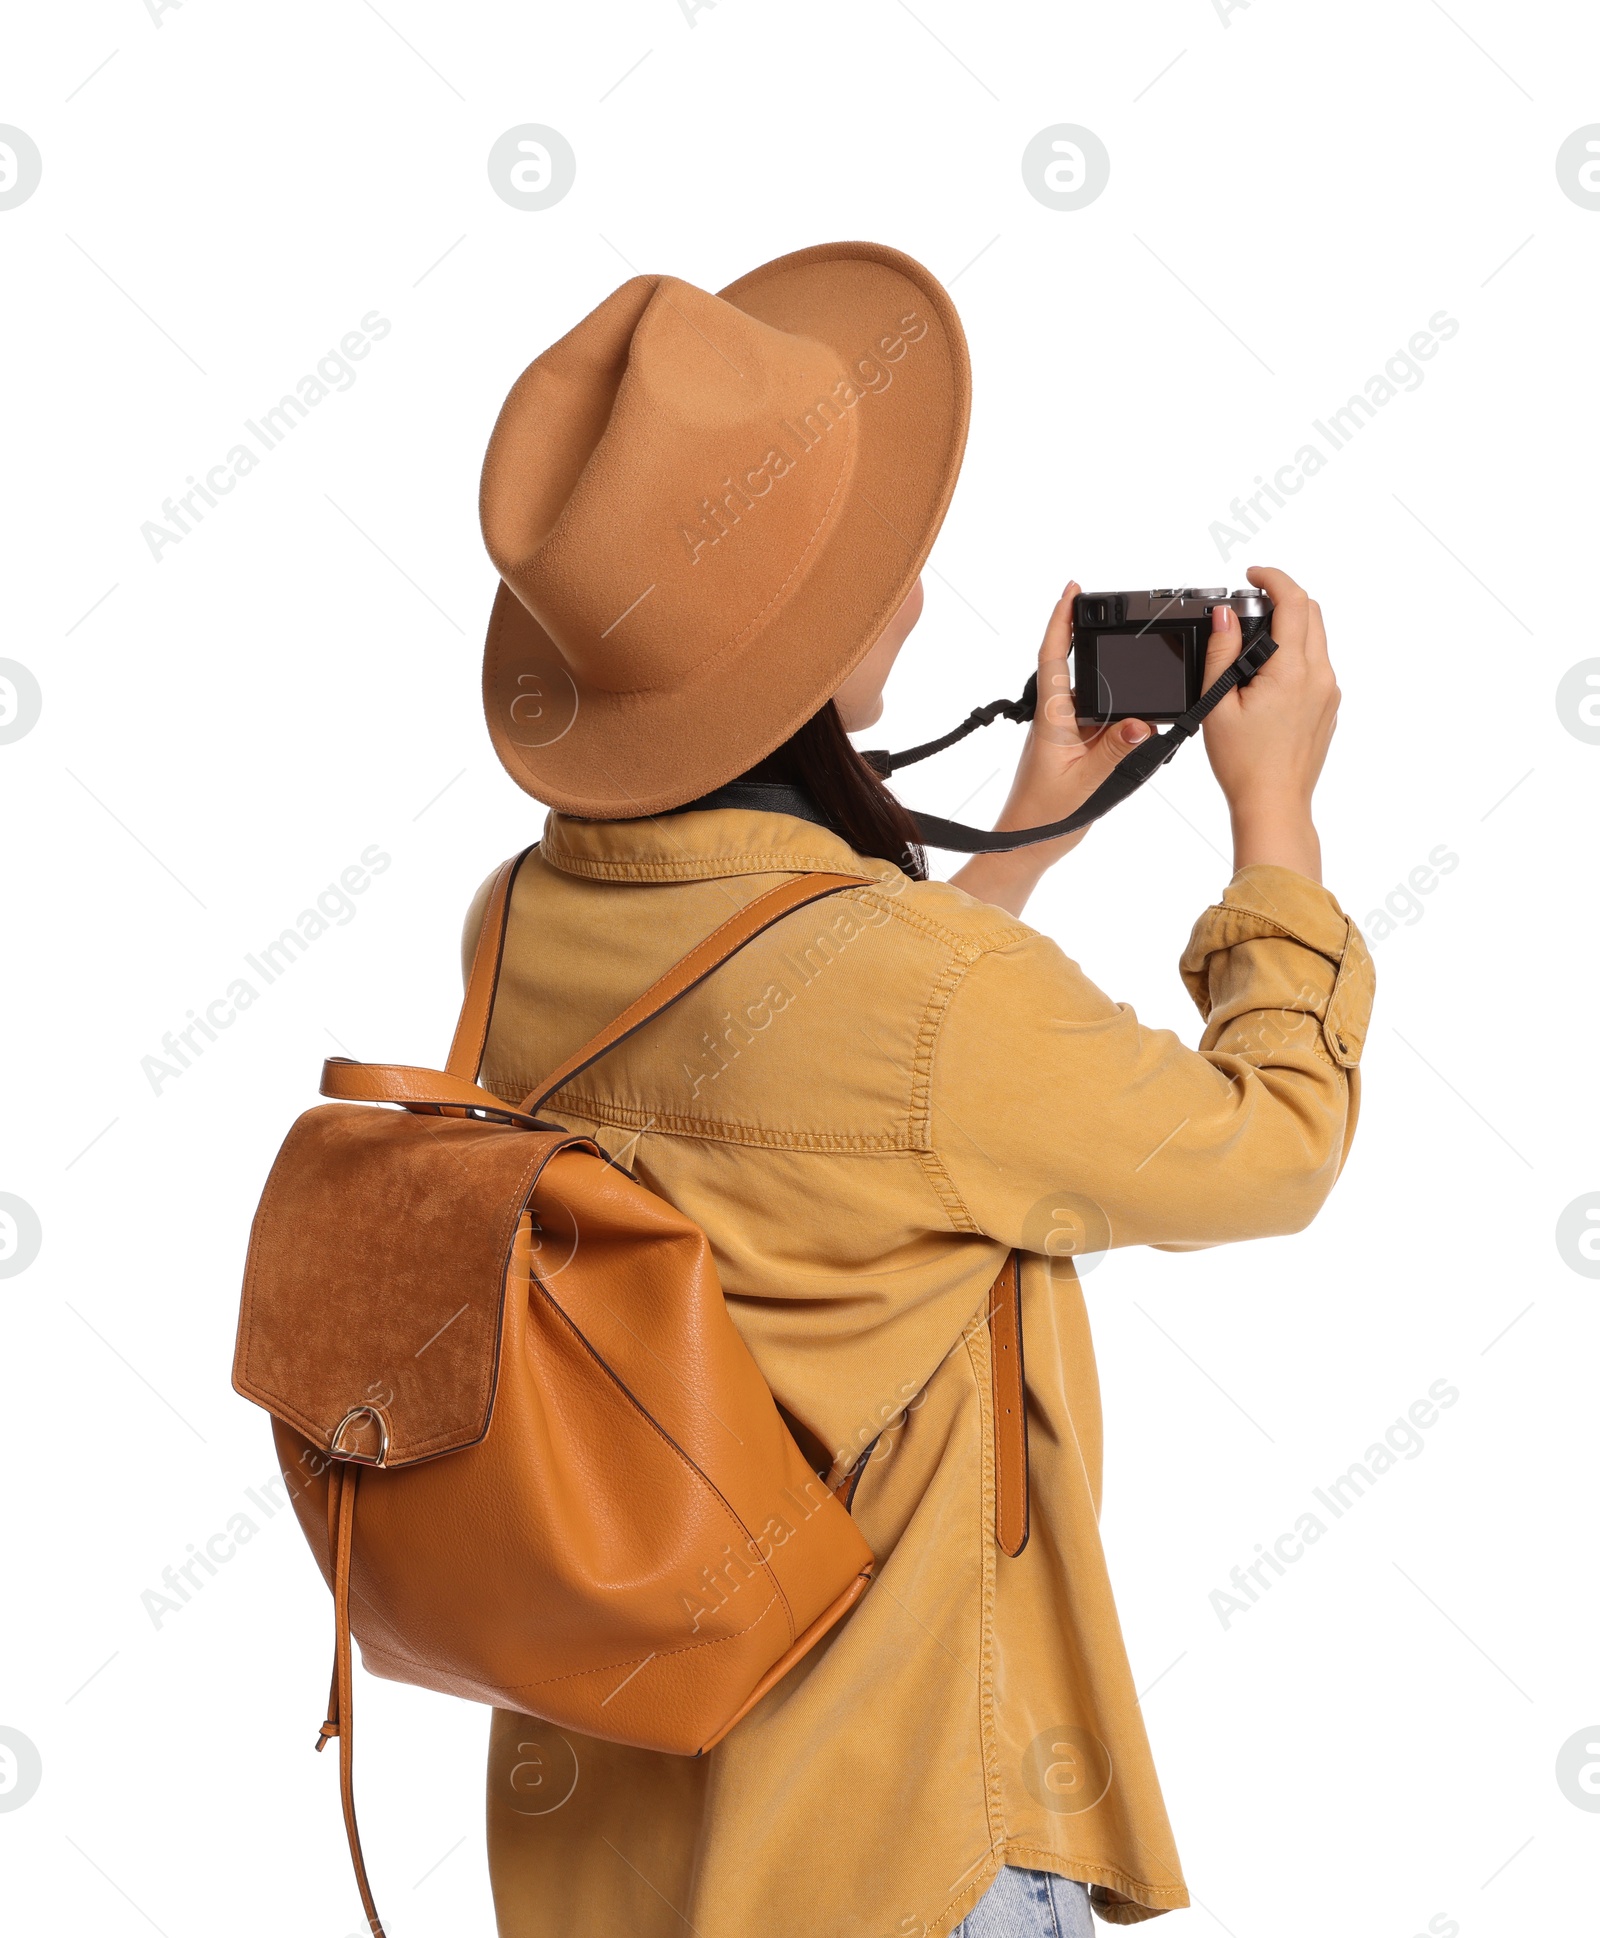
[329, 1404, 391, 1467]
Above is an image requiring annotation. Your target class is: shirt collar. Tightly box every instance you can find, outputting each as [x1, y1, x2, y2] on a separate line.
[537, 805, 905, 886]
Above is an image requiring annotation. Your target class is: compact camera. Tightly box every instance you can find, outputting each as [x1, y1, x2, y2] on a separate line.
[1072, 587, 1274, 723]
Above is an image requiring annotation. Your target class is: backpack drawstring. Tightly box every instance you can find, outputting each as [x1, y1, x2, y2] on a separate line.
[312, 1462, 385, 1937]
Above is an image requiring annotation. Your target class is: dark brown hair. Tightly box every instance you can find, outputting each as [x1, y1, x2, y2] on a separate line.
[746, 702, 927, 878]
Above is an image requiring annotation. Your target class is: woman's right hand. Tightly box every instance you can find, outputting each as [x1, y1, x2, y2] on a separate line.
[1201, 565, 1340, 883]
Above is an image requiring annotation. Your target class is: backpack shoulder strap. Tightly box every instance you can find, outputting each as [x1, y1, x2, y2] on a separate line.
[515, 870, 869, 1117]
[319, 860, 870, 1121]
[444, 852, 873, 1108]
[445, 846, 535, 1081]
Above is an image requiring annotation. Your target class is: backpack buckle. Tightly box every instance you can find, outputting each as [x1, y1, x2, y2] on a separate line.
[329, 1405, 391, 1467]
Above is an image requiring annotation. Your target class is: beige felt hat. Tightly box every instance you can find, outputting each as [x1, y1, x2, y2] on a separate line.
[478, 240, 970, 816]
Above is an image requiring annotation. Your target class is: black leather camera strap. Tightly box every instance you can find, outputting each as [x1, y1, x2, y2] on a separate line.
[863, 629, 1279, 854]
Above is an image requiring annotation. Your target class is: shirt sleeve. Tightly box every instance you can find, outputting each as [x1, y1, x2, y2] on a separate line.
[930, 865, 1375, 1253]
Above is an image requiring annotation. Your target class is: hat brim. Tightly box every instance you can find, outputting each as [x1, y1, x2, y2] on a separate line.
[482, 240, 971, 818]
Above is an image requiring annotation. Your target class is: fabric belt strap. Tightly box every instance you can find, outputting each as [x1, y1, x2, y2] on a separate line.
[988, 1253, 1029, 1558]
[866, 625, 1279, 854]
[676, 779, 837, 831]
[670, 631, 1278, 856]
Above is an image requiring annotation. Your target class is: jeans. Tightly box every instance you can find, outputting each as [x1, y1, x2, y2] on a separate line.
[953, 1865, 1094, 1937]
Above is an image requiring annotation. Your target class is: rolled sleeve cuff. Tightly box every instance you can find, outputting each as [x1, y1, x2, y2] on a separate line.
[1179, 863, 1375, 1069]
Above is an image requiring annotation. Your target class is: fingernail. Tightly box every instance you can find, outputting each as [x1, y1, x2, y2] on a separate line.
[1211, 603, 1233, 631]
[1121, 720, 1150, 744]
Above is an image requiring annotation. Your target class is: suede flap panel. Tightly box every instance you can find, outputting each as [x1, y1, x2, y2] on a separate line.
[233, 1105, 574, 1466]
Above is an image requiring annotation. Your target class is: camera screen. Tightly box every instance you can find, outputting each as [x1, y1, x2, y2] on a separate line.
[1093, 632, 1187, 713]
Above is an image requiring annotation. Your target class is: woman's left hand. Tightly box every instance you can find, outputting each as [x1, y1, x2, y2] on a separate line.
[950, 581, 1153, 917]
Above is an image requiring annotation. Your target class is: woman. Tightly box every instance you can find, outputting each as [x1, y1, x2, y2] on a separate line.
[470, 243, 1370, 1936]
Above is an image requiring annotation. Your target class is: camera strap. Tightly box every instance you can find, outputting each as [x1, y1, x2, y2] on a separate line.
[862, 630, 1279, 854]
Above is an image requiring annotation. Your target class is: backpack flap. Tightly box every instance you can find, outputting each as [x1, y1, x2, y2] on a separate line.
[233, 1102, 588, 1468]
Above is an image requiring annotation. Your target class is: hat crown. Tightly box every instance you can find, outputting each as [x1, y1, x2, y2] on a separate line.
[483, 276, 860, 696]
[477, 241, 971, 817]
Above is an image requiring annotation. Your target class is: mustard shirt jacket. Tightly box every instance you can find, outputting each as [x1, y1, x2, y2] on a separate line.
[468, 805, 1375, 1936]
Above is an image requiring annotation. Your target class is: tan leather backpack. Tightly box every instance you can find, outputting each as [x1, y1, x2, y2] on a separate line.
[232, 849, 1028, 1936]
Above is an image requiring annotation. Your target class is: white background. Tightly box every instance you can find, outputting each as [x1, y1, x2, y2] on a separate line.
[3, 2, 1597, 1934]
